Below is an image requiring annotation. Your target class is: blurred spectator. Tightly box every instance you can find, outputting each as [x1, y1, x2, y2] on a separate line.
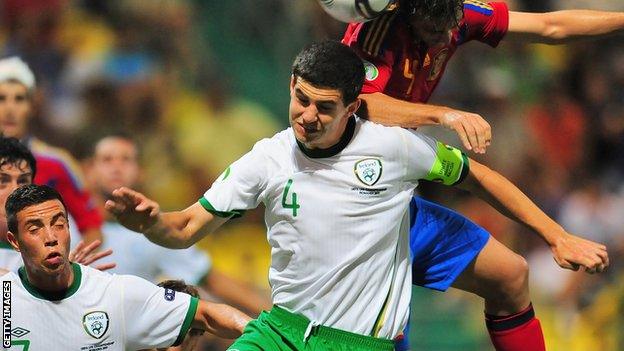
[87, 134, 271, 318]
[0, 56, 103, 244]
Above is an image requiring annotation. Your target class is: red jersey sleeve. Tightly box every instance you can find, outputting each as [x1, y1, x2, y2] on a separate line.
[460, 1, 509, 47]
[341, 12, 401, 93]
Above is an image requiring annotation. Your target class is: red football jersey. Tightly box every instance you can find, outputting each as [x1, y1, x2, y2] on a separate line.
[342, 1, 509, 103]
[28, 137, 103, 233]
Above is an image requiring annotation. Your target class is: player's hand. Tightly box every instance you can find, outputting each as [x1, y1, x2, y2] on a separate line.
[69, 239, 116, 271]
[104, 187, 161, 233]
[439, 108, 491, 154]
[550, 233, 609, 274]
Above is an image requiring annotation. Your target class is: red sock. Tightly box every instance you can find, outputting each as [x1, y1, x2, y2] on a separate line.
[485, 303, 546, 351]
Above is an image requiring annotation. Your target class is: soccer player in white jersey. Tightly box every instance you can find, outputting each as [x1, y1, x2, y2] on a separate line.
[106, 41, 608, 351]
[2, 184, 251, 350]
[89, 134, 270, 316]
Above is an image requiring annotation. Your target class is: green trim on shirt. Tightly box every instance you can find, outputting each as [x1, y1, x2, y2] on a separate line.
[0, 241, 13, 250]
[173, 296, 199, 346]
[424, 142, 469, 185]
[18, 262, 82, 301]
[198, 197, 244, 219]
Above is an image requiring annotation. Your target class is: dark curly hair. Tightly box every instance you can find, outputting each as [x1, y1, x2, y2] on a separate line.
[399, 0, 464, 28]
[0, 136, 36, 178]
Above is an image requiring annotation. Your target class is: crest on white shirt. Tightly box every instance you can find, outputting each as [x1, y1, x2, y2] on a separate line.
[83, 311, 109, 339]
[354, 158, 382, 186]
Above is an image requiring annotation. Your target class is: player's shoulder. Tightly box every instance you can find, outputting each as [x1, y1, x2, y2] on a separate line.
[79, 263, 114, 281]
[356, 116, 404, 135]
[462, 0, 506, 17]
[0, 269, 15, 279]
[347, 10, 405, 57]
[30, 138, 77, 162]
[30, 138, 85, 177]
[252, 128, 293, 153]
[357, 118, 436, 149]
[355, 117, 410, 146]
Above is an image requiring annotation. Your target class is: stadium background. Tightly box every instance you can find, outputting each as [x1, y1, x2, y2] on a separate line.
[2, 0, 623, 349]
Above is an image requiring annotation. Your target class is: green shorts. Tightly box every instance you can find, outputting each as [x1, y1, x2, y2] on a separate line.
[227, 306, 394, 351]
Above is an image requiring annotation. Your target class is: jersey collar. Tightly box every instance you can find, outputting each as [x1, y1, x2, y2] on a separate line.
[296, 117, 356, 158]
[18, 262, 82, 301]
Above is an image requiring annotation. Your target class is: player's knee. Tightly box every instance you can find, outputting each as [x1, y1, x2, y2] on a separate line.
[499, 254, 529, 298]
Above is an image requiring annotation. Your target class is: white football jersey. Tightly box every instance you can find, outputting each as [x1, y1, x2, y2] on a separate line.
[2, 263, 197, 350]
[202, 117, 468, 339]
[99, 222, 211, 284]
[0, 242, 21, 272]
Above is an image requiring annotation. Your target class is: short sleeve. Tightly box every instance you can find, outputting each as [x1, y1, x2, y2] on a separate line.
[460, 1, 509, 47]
[200, 141, 269, 218]
[121, 275, 198, 349]
[159, 246, 212, 285]
[402, 129, 470, 185]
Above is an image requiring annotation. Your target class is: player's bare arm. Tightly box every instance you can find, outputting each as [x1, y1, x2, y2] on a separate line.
[360, 92, 492, 153]
[507, 10, 624, 44]
[192, 300, 252, 339]
[455, 159, 609, 274]
[105, 187, 229, 249]
[204, 269, 272, 316]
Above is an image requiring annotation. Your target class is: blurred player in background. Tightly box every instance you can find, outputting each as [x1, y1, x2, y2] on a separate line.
[0, 136, 113, 272]
[2, 184, 250, 350]
[0, 56, 103, 244]
[106, 41, 608, 351]
[88, 133, 271, 316]
[342, 1, 624, 350]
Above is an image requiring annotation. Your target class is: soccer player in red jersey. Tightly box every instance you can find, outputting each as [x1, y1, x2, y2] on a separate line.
[0, 57, 103, 244]
[342, 1, 623, 350]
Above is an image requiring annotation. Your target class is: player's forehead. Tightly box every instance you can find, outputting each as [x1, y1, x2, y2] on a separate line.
[95, 137, 137, 158]
[294, 77, 343, 103]
[0, 80, 29, 95]
[17, 200, 67, 223]
[0, 158, 32, 176]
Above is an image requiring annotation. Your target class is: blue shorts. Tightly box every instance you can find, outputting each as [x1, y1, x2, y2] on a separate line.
[409, 196, 490, 291]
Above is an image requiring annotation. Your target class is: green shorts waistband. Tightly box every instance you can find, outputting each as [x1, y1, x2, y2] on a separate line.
[269, 305, 395, 350]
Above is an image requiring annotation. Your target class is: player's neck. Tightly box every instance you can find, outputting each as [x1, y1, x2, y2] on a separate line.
[22, 262, 74, 294]
[297, 116, 355, 158]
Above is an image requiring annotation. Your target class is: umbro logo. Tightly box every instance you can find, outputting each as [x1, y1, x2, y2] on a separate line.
[11, 327, 29, 338]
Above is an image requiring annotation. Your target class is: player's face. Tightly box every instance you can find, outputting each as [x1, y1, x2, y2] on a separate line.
[9, 200, 71, 275]
[0, 160, 33, 218]
[92, 137, 140, 195]
[0, 82, 32, 139]
[289, 77, 359, 149]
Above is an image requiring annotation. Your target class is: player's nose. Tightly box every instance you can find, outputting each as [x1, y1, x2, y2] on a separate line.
[301, 105, 318, 123]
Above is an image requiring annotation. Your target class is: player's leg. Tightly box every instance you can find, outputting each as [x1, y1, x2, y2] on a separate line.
[409, 197, 544, 351]
[451, 235, 545, 351]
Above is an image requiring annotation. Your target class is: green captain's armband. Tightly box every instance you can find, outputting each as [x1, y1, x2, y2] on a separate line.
[424, 142, 469, 185]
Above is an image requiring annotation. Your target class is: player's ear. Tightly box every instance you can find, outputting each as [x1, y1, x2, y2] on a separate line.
[290, 75, 296, 93]
[6, 231, 20, 252]
[346, 98, 361, 117]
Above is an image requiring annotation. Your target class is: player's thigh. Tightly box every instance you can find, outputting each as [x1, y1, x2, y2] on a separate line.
[451, 235, 529, 300]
